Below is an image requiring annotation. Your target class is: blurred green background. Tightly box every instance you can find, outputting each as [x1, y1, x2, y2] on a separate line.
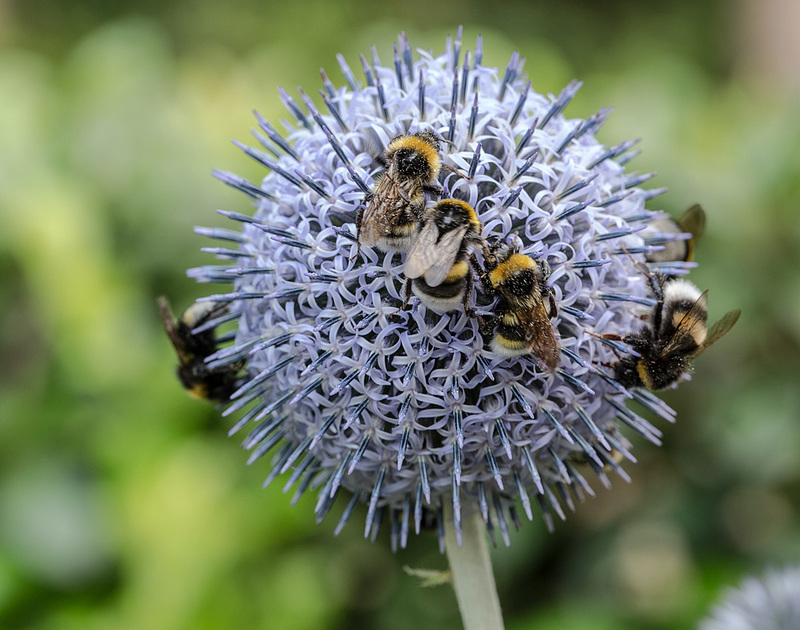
[2, 1, 799, 628]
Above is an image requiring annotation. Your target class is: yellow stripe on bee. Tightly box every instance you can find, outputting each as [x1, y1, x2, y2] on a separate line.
[187, 384, 209, 400]
[393, 223, 417, 236]
[443, 260, 469, 283]
[464, 204, 481, 231]
[489, 254, 536, 287]
[636, 362, 654, 391]
[389, 135, 441, 171]
[493, 335, 530, 354]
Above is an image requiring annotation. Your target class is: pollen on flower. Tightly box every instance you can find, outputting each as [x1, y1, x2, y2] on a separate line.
[185, 27, 691, 550]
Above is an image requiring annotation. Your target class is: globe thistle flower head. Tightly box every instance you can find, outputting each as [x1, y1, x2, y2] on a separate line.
[699, 566, 800, 630]
[190, 28, 680, 550]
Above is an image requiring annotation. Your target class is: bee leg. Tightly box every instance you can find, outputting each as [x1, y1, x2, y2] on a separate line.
[619, 244, 663, 296]
[421, 183, 443, 196]
[644, 271, 666, 331]
[625, 247, 666, 312]
[618, 244, 651, 275]
[547, 290, 557, 319]
[644, 269, 664, 299]
[478, 314, 496, 339]
[590, 331, 623, 341]
[390, 279, 414, 317]
[586, 331, 625, 360]
[462, 270, 476, 319]
[468, 253, 482, 276]
[403, 278, 413, 309]
[469, 255, 494, 296]
[440, 164, 468, 179]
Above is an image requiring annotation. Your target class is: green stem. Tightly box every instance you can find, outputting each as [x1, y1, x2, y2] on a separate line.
[444, 506, 505, 630]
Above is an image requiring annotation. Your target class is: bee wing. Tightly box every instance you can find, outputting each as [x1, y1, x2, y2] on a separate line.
[157, 296, 189, 362]
[678, 204, 706, 241]
[521, 301, 560, 371]
[421, 224, 471, 287]
[656, 290, 709, 360]
[359, 174, 409, 247]
[403, 218, 441, 279]
[692, 308, 741, 358]
[358, 175, 393, 246]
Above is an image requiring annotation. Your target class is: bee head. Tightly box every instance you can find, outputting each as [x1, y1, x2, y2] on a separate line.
[432, 199, 475, 230]
[385, 131, 442, 180]
[395, 148, 429, 178]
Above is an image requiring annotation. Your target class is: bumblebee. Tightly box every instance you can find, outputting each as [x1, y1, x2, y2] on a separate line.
[644, 204, 706, 267]
[157, 296, 242, 403]
[598, 276, 740, 391]
[479, 238, 560, 371]
[566, 432, 628, 470]
[356, 130, 446, 253]
[570, 446, 626, 468]
[402, 199, 484, 313]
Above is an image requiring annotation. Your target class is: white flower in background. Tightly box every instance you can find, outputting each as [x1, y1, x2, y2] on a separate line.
[699, 566, 800, 630]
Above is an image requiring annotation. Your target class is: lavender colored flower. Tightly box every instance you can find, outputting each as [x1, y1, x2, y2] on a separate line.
[189, 29, 681, 550]
[699, 566, 800, 630]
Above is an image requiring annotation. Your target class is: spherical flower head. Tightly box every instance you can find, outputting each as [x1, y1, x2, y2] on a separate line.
[699, 566, 800, 630]
[191, 29, 680, 549]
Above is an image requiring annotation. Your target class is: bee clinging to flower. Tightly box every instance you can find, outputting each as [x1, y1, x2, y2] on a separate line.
[402, 198, 484, 314]
[356, 130, 447, 253]
[644, 203, 707, 273]
[478, 237, 560, 371]
[598, 275, 740, 391]
[157, 297, 242, 403]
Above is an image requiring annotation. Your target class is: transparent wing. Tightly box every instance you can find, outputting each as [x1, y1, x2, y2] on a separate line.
[693, 309, 741, 357]
[678, 204, 706, 242]
[656, 290, 709, 359]
[421, 224, 470, 287]
[359, 175, 403, 246]
[403, 219, 441, 279]
[157, 296, 189, 363]
[521, 302, 560, 372]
